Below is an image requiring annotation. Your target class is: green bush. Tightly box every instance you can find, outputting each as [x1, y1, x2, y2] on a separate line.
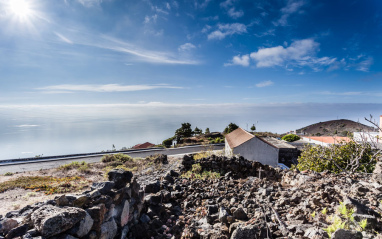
[101, 153, 132, 163]
[281, 134, 300, 142]
[296, 140, 378, 173]
[162, 137, 173, 148]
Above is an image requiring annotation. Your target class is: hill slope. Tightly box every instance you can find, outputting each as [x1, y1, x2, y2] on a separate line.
[296, 119, 377, 136]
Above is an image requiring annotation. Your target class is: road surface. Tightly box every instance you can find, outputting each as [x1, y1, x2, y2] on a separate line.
[0, 144, 224, 174]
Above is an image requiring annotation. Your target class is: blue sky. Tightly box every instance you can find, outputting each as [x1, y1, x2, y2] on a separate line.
[1, 0, 382, 158]
[0, 0, 381, 113]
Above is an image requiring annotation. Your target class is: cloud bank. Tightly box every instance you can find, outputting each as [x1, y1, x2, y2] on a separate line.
[37, 84, 183, 93]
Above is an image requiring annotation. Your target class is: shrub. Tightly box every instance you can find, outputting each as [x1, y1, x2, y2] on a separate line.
[181, 163, 220, 180]
[324, 202, 368, 237]
[297, 140, 379, 173]
[101, 153, 132, 163]
[162, 137, 173, 148]
[58, 161, 88, 171]
[281, 134, 300, 142]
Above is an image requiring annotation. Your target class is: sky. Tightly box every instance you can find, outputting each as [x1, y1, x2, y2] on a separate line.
[0, 0, 382, 130]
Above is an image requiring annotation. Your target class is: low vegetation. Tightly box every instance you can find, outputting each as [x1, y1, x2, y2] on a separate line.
[281, 134, 300, 142]
[0, 176, 91, 195]
[296, 139, 380, 174]
[324, 202, 368, 237]
[57, 161, 90, 173]
[101, 153, 132, 163]
[181, 163, 221, 180]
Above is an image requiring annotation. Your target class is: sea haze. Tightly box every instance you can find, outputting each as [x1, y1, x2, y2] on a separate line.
[0, 103, 381, 160]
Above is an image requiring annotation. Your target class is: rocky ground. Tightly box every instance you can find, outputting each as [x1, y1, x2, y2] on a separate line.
[0, 155, 382, 238]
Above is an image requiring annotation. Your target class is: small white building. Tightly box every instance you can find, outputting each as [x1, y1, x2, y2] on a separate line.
[353, 132, 379, 143]
[224, 128, 280, 166]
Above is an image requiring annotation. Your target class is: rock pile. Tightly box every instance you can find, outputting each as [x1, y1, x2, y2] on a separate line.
[0, 168, 144, 239]
[1, 156, 382, 239]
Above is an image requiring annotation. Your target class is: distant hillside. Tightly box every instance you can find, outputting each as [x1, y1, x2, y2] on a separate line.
[296, 119, 377, 136]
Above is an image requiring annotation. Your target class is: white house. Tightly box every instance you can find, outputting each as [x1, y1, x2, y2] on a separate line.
[224, 128, 283, 167]
[353, 132, 379, 143]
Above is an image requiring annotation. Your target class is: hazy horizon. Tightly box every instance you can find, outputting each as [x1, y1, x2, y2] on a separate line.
[1, 102, 381, 160]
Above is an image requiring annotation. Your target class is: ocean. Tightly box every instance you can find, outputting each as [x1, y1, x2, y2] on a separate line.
[0, 103, 380, 160]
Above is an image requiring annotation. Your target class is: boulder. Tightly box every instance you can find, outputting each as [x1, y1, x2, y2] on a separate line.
[108, 169, 133, 189]
[91, 182, 115, 194]
[144, 180, 160, 194]
[120, 200, 130, 227]
[219, 207, 229, 224]
[230, 224, 258, 239]
[99, 219, 117, 239]
[332, 229, 362, 239]
[69, 211, 93, 238]
[86, 204, 107, 232]
[232, 208, 248, 221]
[373, 161, 382, 184]
[5, 223, 28, 239]
[31, 205, 86, 237]
[0, 218, 18, 234]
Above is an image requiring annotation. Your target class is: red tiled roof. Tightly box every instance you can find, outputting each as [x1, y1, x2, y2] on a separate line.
[302, 136, 351, 144]
[225, 128, 254, 149]
[132, 142, 155, 149]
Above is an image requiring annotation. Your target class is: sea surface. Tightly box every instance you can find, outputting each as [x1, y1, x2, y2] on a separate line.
[0, 103, 381, 160]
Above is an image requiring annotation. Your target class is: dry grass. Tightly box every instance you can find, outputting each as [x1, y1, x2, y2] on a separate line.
[0, 175, 91, 195]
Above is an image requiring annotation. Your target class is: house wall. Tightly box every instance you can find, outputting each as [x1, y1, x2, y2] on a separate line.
[225, 139, 233, 157]
[233, 137, 279, 167]
[279, 148, 299, 167]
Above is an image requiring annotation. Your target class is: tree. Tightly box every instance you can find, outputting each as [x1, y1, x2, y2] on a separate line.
[162, 137, 174, 148]
[194, 127, 203, 135]
[224, 123, 239, 134]
[250, 124, 256, 132]
[281, 134, 300, 142]
[205, 128, 210, 134]
[175, 123, 194, 142]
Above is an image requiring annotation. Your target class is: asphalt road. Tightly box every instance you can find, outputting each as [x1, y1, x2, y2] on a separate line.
[0, 144, 225, 174]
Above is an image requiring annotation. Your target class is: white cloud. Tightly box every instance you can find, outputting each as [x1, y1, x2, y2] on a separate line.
[194, 0, 211, 9]
[166, 2, 171, 10]
[224, 54, 249, 67]
[220, 0, 234, 8]
[250, 39, 337, 69]
[15, 124, 40, 127]
[207, 23, 247, 40]
[226, 39, 340, 71]
[228, 8, 244, 18]
[37, 84, 183, 93]
[356, 56, 373, 72]
[55, 32, 73, 44]
[320, 91, 363, 96]
[201, 25, 212, 33]
[275, 0, 306, 26]
[256, 80, 274, 87]
[76, 35, 199, 65]
[77, 0, 103, 7]
[144, 14, 158, 24]
[178, 43, 196, 52]
[254, 29, 275, 37]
